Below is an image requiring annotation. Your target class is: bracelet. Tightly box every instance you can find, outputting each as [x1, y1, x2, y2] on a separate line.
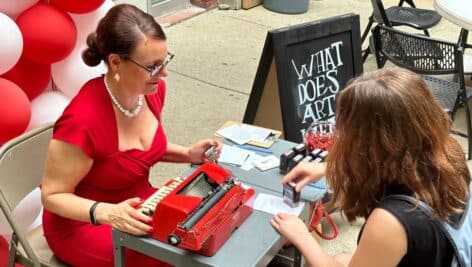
[89, 201, 101, 226]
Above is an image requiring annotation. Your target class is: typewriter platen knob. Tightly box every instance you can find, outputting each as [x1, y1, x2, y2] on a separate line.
[168, 234, 181, 246]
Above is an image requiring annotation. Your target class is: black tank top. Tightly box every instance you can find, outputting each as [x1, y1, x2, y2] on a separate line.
[358, 198, 454, 267]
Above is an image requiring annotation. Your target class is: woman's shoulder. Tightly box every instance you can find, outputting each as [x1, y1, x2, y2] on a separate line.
[353, 208, 407, 266]
[375, 197, 454, 266]
[63, 77, 110, 121]
[53, 77, 114, 157]
[55, 76, 112, 135]
[73, 76, 106, 103]
[377, 197, 432, 232]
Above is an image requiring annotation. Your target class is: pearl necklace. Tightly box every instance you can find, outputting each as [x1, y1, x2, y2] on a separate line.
[104, 76, 144, 118]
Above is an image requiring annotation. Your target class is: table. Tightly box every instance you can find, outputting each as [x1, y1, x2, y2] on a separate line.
[113, 139, 325, 267]
[218, 139, 327, 203]
[434, 0, 472, 31]
[434, 0, 472, 72]
[113, 187, 297, 267]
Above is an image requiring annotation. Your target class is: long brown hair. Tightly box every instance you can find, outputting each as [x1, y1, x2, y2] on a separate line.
[326, 68, 470, 221]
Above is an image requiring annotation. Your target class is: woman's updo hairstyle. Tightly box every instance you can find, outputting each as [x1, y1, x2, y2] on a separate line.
[82, 4, 166, 67]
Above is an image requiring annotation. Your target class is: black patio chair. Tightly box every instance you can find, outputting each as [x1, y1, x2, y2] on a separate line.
[361, 0, 441, 63]
[372, 24, 472, 159]
[398, 0, 415, 7]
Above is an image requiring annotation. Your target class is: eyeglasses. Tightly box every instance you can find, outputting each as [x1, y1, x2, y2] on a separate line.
[126, 52, 174, 77]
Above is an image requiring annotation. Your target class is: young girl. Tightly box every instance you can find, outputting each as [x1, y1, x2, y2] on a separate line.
[271, 68, 470, 267]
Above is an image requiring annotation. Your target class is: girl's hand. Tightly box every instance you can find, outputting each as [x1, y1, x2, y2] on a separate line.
[280, 161, 326, 192]
[270, 212, 311, 246]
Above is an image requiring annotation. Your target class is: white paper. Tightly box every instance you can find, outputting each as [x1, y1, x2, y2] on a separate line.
[216, 124, 272, 145]
[254, 193, 304, 215]
[218, 144, 251, 166]
[217, 125, 252, 145]
[239, 124, 272, 142]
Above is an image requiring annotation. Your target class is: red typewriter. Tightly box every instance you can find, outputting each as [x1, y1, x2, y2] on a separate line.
[139, 163, 255, 256]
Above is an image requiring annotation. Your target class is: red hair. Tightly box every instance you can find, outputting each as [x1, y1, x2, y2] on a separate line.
[326, 68, 469, 221]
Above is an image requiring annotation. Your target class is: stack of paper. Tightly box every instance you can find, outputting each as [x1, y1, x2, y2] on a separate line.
[217, 124, 272, 145]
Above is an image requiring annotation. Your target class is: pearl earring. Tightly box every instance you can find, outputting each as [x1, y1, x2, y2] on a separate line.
[114, 73, 120, 82]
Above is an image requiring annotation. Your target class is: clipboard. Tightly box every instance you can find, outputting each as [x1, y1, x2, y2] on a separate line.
[216, 121, 281, 148]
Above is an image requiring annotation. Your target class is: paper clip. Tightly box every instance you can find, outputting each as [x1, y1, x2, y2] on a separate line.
[265, 132, 277, 142]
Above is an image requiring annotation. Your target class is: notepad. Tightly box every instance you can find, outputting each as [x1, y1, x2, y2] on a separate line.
[253, 155, 279, 171]
[216, 125, 253, 145]
[216, 121, 281, 148]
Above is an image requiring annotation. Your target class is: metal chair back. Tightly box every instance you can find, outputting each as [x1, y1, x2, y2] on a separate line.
[0, 124, 59, 267]
[371, 0, 392, 27]
[372, 24, 472, 159]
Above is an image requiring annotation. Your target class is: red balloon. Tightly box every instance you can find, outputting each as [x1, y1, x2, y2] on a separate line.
[0, 235, 7, 267]
[0, 235, 25, 267]
[50, 0, 105, 14]
[0, 78, 31, 145]
[1, 56, 51, 100]
[16, 3, 77, 64]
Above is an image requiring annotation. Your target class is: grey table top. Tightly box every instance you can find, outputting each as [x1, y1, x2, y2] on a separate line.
[113, 186, 292, 267]
[113, 139, 325, 267]
[219, 139, 327, 203]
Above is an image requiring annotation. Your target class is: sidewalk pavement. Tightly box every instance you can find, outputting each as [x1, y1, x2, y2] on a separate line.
[117, 0, 471, 264]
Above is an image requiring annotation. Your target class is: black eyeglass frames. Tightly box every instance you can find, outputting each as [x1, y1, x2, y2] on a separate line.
[127, 52, 174, 77]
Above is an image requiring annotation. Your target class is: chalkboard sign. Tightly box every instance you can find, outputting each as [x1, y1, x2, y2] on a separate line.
[243, 13, 363, 142]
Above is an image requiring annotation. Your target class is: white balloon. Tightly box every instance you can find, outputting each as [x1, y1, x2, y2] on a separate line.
[0, 12, 23, 75]
[26, 207, 43, 232]
[71, 0, 114, 47]
[27, 91, 70, 130]
[0, 187, 42, 235]
[52, 43, 107, 98]
[0, 0, 39, 18]
[51, 0, 113, 98]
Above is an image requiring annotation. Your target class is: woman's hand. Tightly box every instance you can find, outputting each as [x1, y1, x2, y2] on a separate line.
[96, 197, 153, 235]
[271, 212, 311, 246]
[188, 139, 222, 164]
[281, 161, 326, 192]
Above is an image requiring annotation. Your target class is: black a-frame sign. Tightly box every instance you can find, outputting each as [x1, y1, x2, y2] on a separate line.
[243, 13, 363, 143]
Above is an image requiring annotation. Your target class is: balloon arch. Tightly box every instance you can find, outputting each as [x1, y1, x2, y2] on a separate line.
[0, 0, 113, 144]
[0, 1, 115, 265]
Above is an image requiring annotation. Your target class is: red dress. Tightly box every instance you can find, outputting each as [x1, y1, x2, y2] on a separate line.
[43, 77, 171, 267]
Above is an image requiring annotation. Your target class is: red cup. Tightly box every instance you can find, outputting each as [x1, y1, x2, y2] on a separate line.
[304, 121, 335, 152]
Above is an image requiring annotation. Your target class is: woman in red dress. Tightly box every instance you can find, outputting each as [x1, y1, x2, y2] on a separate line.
[41, 4, 222, 266]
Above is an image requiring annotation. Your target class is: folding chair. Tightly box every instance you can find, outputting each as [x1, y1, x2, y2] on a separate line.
[0, 124, 66, 267]
[372, 24, 472, 159]
[361, 0, 441, 62]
